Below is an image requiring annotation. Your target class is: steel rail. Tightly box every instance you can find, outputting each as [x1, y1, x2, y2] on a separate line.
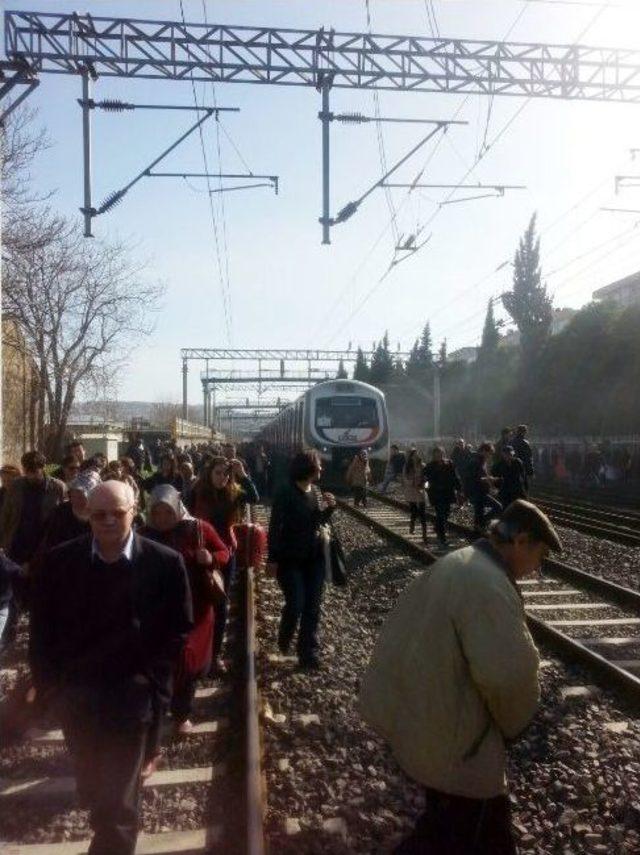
[368, 490, 640, 607]
[532, 491, 640, 523]
[244, 561, 265, 855]
[336, 496, 640, 707]
[533, 504, 640, 548]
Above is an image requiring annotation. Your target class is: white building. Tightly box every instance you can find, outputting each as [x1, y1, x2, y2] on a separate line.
[593, 271, 640, 309]
[499, 307, 576, 348]
[448, 346, 478, 364]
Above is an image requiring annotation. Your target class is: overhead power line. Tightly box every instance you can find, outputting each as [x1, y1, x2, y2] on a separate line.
[178, 0, 232, 344]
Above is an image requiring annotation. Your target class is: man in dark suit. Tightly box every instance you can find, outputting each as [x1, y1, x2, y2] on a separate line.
[30, 481, 193, 855]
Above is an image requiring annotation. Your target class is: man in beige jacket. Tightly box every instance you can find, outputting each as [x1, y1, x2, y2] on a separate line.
[359, 500, 561, 854]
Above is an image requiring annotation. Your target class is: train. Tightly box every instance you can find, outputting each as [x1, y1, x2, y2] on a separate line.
[259, 379, 390, 476]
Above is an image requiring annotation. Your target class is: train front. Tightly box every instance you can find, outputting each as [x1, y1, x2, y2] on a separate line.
[306, 381, 389, 483]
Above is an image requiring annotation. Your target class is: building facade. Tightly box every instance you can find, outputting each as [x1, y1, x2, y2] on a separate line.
[2, 318, 42, 464]
[593, 271, 640, 308]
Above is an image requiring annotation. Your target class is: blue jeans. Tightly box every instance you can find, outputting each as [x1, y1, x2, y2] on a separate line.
[277, 558, 325, 663]
[380, 469, 399, 493]
[472, 494, 502, 529]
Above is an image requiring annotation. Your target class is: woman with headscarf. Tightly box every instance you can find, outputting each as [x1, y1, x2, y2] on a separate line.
[140, 485, 229, 735]
[189, 456, 259, 675]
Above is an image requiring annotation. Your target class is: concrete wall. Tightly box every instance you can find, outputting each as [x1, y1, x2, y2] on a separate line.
[2, 319, 41, 464]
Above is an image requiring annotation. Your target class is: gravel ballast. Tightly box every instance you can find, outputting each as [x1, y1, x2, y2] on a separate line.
[256, 510, 640, 854]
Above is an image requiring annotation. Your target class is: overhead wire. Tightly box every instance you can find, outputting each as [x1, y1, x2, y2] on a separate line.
[550, 219, 640, 295]
[325, 0, 535, 346]
[178, 0, 232, 343]
[397, 0, 615, 347]
[365, 0, 400, 247]
[201, 0, 233, 339]
[311, 5, 458, 341]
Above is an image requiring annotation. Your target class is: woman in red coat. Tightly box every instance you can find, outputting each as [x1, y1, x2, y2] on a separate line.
[141, 485, 229, 735]
[189, 456, 259, 674]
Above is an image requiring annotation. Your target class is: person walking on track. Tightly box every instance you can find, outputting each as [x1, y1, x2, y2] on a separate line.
[267, 449, 336, 670]
[30, 481, 192, 855]
[359, 500, 562, 855]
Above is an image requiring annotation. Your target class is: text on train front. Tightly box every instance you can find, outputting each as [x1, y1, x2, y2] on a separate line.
[313, 396, 381, 445]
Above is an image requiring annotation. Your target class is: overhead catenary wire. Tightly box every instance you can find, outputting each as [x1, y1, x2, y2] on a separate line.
[178, 0, 232, 344]
[202, 0, 233, 339]
[395, 1, 615, 348]
[324, 1, 535, 346]
[365, 0, 400, 247]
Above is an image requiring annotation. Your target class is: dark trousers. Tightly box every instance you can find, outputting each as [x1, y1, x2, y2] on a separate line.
[213, 553, 236, 662]
[277, 558, 325, 663]
[472, 494, 502, 530]
[393, 788, 516, 855]
[409, 502, 427, 538]
[353, 486, 367, 507]
[172, 677, 197, 723]
[432, 502, 451, 543]
[62, 713, 148, 855]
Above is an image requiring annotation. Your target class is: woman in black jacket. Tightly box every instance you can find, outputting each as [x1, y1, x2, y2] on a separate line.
[266, 450, 336, 670]
[424, 446, 462, 547]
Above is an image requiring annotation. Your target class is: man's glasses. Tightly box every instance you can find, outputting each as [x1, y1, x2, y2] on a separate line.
[90, 508, 133, 522]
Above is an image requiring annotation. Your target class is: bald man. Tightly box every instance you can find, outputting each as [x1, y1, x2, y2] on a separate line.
[30, 481, 193, 855]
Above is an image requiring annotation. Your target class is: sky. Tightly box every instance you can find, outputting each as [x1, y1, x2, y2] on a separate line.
[4, 0, 640, 408]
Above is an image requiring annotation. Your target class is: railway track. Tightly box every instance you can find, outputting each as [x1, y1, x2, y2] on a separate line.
[529, 489, 640, 547]
[0, 555, 265, 854]
[338, 493, 640, 708]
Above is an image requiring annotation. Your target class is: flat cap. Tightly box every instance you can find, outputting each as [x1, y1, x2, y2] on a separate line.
[499, 499, 562, 552]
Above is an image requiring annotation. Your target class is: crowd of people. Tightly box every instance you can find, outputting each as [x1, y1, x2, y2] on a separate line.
[0, 436, 262, 855]
[536, 439, 638, 487]
[0, 427, 569, 854]
[344, 424, 535, 545]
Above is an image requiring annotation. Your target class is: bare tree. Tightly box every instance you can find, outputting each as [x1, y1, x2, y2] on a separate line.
[0, 104, 58, 254]
[4, 213, 164, 457]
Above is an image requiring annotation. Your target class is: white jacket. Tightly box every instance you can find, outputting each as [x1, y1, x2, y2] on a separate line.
[358, 543, 539, 799]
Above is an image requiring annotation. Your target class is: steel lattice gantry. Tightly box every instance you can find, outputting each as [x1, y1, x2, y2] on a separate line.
[187, 348, 410, 425]
[183, 348, 410, 361]
[5, 11, 640, 101]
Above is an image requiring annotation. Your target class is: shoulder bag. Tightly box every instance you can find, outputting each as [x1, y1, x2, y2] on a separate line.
[194, 519, 227, 606]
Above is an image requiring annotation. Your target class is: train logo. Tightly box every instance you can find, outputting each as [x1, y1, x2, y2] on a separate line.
[316, 426, 380, 444]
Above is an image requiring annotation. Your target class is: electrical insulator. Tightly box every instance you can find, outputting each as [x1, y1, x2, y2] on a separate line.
[335, 112, 369, 123]
[98, 99, 135, 112]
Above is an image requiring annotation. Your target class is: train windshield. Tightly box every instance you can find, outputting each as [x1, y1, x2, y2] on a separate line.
[315, 396, 378, 429]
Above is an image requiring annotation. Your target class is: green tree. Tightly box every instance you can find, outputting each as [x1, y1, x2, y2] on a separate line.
[477, 298, 500, 367]
[418, 322, 434, 367]
[406, 321, 434, 378]
[502, 213, 553, 375]
[353, 347, 370, 382]
[369, 331, 395, 386]
[438, 338, 447, 365]
[336, 358, 348, 379]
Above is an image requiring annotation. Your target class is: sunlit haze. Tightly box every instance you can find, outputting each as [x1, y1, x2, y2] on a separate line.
[6, 0, 640, 406]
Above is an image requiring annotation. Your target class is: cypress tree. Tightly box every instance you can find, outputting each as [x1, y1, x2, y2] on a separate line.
[353, 347, 370, 382]
[478, 298, 500, 367]
[502, 214, 553, 374]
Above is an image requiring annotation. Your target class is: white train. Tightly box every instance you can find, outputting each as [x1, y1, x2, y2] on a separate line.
[260, 379, 390, 472]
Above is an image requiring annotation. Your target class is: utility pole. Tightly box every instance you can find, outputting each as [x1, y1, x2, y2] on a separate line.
[182, 358, 188, 420]
[80, 68, 94, 238]
[319, 77, 332, 245]
[433, 367, 441, 440]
